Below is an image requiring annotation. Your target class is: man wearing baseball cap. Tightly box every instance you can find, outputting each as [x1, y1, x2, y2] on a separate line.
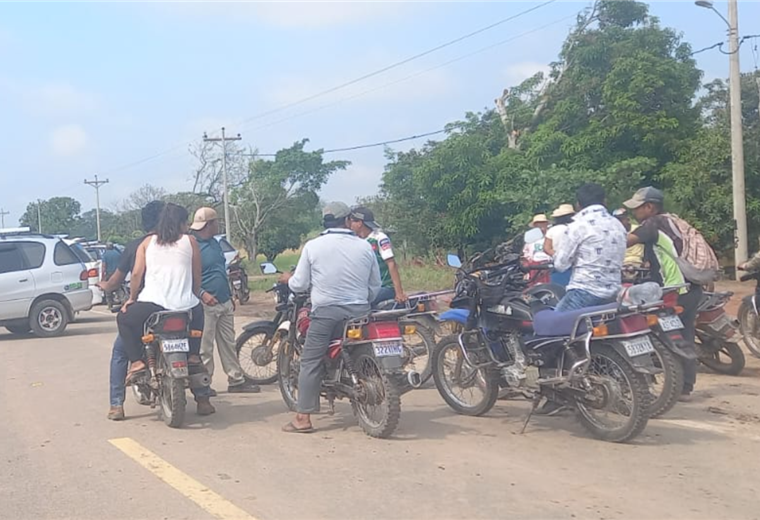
[349, 206, 407, 305]
[278, 202, 381, 433]
[191, 207, 260, 395]
[625, 187, 700, 401]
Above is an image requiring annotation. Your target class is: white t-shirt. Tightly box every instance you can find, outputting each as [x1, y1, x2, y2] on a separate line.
[545, 224, 568, 253]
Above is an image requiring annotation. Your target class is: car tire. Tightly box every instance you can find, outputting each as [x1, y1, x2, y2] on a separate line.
[29, 300, 69, 338]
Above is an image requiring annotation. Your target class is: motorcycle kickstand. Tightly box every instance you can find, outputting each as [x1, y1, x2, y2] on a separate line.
[520, 395, 542, 435]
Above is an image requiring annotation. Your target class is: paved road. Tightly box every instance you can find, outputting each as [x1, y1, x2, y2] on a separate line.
[2, 310, 760, 520]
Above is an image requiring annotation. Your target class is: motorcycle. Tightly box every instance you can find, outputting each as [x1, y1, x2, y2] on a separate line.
[129, 310, 210, 428]
[228, 257, 250, 305]
[259, 263, 418, 438]
[531, 280, 696, 418]
[374, 290, 454, 385]
[434, 247, 657, 443]
[737, 270, 760, 358]
[696, 290, 745, 375]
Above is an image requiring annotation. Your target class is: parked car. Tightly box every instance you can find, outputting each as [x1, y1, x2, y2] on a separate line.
[64, 239, 103, 306]
[0, 228, 93, 337]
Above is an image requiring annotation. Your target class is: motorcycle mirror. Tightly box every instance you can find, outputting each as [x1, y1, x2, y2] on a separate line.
[524, 227, 544, 244]
[260, 262, 278, 275]
[447, 254, 462, 268]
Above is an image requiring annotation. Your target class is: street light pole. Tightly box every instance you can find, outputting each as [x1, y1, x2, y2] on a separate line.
[696, 0, 747, 278]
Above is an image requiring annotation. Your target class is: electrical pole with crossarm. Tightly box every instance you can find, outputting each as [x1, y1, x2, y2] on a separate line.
[203, 127, 242, 237]
[84, 175, 109, 242]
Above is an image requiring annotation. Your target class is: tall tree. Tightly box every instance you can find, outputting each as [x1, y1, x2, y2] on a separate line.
[231, 139, 348, 259]
[20, 197, 81, 235]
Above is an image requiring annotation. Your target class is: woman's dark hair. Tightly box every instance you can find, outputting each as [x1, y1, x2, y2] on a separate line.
[576, 182, 606, 209]
[554, 214, 574, 226]
[141, 200, 166, 232]
[156, 203, 189, 245]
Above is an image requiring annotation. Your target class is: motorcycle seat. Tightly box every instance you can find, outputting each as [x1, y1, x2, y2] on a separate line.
[532, 302, 618, 337]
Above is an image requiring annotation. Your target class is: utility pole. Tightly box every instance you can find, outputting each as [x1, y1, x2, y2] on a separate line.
[84, 175, 109, 242]
[37, 199, 43, 234]
[696, 0, 747, 278]
[0, 208, 8, 228]
[203, 127, 242, 237]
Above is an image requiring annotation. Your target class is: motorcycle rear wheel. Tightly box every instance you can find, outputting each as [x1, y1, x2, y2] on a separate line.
[432, 334, 499, 417]
[351, 349, 401, 439]
[159, 376, 187, 429]
[646, 336, 684, 418]
[737, 302, 760, 359]
[697, 334, 745, 376]
[276, 339, 300, 412]
[574, 343, 650, 443]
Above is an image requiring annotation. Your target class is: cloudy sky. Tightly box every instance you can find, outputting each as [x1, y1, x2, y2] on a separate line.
[1, 0, 759, 225]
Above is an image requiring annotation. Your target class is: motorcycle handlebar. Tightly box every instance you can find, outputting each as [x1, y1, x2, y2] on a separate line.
[740, 272, 760, 282]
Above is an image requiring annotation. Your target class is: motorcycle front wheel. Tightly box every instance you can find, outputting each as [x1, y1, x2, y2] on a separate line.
[276, 338, 300, 412]
[737, 301, 760, 358]
[236, 324, 279, 385]
[351, 348, 402, 439]
[574, 343, 650, 443]
[432, 334, 499, 417]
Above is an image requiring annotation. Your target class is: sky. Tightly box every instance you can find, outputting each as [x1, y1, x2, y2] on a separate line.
[1, 0, 759, 227]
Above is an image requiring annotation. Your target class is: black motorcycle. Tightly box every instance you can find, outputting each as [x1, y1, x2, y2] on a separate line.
[433, 251, 657, 443]
[130, 311, 210, 428]
[738, 270, 760, 359]
[228, 257, 250, 305]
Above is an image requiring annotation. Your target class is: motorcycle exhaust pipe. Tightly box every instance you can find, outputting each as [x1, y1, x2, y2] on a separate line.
[407, 370, 423, 389]
[188, 372, 211, 390]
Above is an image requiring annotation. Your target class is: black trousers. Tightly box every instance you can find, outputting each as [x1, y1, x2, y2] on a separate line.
[678, 285, 703, 393]
[117, 302, 204, 362]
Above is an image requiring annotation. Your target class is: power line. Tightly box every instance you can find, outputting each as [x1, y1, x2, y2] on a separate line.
[235, 0, 558, 129]
[248, 128, 453, 158]
[691, 34, 760, 56]
[94, 1, 558, 177]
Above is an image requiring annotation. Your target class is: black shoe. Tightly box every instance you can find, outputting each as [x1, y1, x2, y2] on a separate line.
[228, 382, 261, 393]
[208, 388, 218, 397]
[535, 400, 567, 416]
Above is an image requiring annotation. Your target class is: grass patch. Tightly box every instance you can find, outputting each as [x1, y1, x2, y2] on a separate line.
[244, 252, 454, 294]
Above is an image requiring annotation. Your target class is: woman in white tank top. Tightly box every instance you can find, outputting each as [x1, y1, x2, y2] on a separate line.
[116, 203, 204, 379]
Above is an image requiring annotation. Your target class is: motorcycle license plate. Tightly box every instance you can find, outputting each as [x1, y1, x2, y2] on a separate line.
[162, 338, 190, 353]
[373, 342, 404, 357]
[659, 315, 684, 332]
[621, 336, 655, 357]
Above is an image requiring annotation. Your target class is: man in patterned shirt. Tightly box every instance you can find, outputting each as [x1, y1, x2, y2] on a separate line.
[349, 206, 407, 305]
[553, 183, 627, 312]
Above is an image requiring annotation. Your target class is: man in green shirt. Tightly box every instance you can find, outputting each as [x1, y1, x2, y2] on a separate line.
[349, 206, 407, 305]
[191, 207, 260, 395]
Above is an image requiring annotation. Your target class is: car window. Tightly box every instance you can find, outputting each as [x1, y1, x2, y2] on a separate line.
[85, 248, 103, 260]
[219, 238, 235, 253]
[71, 244, 94, 263]
[0, 243, 26, 274]
[54, 241, 81, 266]
[17, 242, 46, 269]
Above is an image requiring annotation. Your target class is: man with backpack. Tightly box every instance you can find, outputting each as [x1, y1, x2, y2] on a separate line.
[624, 187, 720, 401]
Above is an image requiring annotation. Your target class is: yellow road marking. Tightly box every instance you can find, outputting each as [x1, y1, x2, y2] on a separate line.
[109, 437, 257, 520]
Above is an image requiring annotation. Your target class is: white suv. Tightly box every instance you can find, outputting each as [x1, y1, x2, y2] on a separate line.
[0, 230, 94, 337]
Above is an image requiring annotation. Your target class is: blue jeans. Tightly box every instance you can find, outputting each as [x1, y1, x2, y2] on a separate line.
[372, 286, 396, 307]
[109, 335, 210, 407]
[555, 289, 613, 312]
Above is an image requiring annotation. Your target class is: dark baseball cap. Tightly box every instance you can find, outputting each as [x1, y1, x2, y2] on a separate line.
[623, 187, 664, 209]
[350, 206, 380, 230]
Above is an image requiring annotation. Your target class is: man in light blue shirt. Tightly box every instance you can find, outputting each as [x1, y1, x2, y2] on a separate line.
[279, 201, 381, 433]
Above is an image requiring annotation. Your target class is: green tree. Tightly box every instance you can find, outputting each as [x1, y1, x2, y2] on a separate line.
[20, 197, 81, 235]
[231, 139, 348, 259]
[256, 192, 321, 261]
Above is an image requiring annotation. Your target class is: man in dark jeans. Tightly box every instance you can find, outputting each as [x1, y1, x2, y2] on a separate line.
[625, 187, 702, 400]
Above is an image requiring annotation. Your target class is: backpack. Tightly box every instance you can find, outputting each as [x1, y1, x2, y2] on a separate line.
[662, 214, 720, 284]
